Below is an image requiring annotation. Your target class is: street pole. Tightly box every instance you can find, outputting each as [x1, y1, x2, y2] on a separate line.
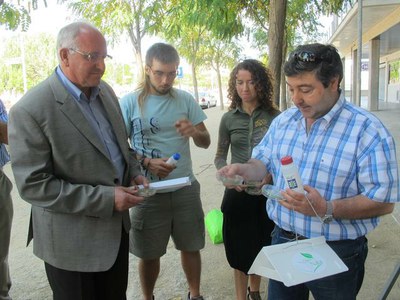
[356, 0, 363, 106]
[20, 33, 27, 93]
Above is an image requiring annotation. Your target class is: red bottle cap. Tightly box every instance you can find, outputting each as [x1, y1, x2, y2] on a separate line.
[281, 156, 293, 165]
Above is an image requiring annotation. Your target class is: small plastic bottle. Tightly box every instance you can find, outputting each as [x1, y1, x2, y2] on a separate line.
[281, 156, 304, 193]
[166, 153, 181, 166]
[262, 184, 284, 200]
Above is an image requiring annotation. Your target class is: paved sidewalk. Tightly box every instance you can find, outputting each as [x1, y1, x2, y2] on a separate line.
[6, 102, 400, 299]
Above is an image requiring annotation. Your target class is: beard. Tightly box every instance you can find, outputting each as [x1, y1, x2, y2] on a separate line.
[150, 81, 172, 95]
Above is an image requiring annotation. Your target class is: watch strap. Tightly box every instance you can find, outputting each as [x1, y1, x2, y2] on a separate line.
[326, 201, 333, 216]
[322, 201, 334, 224]
[139, 157, 146, 169]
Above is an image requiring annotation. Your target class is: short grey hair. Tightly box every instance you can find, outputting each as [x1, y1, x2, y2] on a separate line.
[56, 21, 98, 61]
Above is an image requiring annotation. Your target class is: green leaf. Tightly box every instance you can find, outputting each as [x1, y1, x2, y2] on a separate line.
[300, 252, 314, 259]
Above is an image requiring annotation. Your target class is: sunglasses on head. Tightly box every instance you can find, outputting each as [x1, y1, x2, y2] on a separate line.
[293, 51, 319, 62]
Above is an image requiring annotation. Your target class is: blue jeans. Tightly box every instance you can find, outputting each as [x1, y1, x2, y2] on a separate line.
[267, 226, 368, 300]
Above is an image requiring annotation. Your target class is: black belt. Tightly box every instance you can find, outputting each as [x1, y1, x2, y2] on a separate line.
[281, 228, 307, 240]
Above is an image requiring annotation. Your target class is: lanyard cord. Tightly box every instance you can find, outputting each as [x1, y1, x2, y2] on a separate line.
[289, 193, 324, 243]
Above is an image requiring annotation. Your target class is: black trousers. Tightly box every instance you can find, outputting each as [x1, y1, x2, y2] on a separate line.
[45, 229, 129, 300]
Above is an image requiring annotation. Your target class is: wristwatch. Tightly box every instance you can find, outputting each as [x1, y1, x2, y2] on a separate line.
[139, 157, 147, 169]
[322, 201, 334, 224]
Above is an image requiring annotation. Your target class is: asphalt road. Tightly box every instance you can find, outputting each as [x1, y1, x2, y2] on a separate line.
[6, 103, 400, 300]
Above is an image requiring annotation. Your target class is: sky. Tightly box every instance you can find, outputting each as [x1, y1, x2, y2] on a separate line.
[27, 1, 71, 34]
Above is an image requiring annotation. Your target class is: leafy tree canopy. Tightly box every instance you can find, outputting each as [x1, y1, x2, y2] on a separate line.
[0, 0, 31, 31]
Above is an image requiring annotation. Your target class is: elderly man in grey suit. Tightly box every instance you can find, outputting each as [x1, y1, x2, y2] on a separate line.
[8, 22, 147, 299]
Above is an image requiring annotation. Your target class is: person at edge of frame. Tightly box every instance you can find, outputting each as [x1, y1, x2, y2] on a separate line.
[0, 98, 13, 300]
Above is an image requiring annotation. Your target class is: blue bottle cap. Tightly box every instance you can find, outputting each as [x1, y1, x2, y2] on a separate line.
[173, 153, 181, 160]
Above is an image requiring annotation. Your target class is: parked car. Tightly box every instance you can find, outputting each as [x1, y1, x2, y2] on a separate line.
[197, 92, 218, 109]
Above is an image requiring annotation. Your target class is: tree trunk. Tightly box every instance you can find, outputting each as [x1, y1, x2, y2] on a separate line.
[134, 17, 144, 83]
[127, 29, 144, 84]
[280, 38, 288, 111]
[268, 0, 287, 107]
[135, 51, 144, 84]
[216, 62, 224, 110]
[280, 64, 287, 110]
[192, 63, 199, 102]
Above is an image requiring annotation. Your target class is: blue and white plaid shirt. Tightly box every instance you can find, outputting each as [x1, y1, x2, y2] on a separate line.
[0, 99, 10, 168]
[252, 92, 399, 241]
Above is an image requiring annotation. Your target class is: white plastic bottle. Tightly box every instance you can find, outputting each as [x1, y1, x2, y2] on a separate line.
[281, 156, 304, 193]
[166, 153, 181, 166]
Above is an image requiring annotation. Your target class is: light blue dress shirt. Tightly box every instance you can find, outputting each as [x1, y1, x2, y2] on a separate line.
[55, 67, 125, 183]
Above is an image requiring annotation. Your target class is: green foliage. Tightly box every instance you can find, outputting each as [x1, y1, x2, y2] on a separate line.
[0, 1, 31, 31]
[61, 0, 165, 49]
[0, 33, 56, 93]
[312, 0, 355, 14]
[164, 0, 244, 40]
[240, 0, 270, 31]
[389, 61, 400, 84]
[60, 0, 166, 78]
[0, 36, 22, 93]
[202, 37, 242, 71]
[24, 33, 57, 88]
[0, 0, 357, 98]
[160, 0, 245, 100]
[239, 0, 353, 55]
[103, 62, 135, 88]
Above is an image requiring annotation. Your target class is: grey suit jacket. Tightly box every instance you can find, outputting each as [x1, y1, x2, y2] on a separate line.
[8, 71, 141, 272]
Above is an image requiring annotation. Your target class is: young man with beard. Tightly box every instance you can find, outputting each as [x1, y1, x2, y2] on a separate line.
[120, 43, 210, 300]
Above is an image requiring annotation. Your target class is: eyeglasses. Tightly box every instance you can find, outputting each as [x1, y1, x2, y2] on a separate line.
[148, 66, 177, 80]
[293, 51, 318, 62]
[69, 48, 112, 62]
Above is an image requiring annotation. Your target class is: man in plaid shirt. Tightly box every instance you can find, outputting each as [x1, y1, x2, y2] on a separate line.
[218, 43, 399, 300]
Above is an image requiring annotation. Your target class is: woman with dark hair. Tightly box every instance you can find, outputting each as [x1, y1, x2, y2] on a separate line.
[214, 59, 280, 300]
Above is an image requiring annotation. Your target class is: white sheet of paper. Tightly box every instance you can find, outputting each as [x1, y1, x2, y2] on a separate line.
[137, 177, 191, 191]
[248, 236, 348, 287]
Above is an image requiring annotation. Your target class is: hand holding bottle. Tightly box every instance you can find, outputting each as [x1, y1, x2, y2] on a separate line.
[166, 153, 180, 166]
[146, 155, 179, 178]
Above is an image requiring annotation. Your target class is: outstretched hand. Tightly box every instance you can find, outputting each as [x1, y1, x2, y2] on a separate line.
[175, 118, 196, 138]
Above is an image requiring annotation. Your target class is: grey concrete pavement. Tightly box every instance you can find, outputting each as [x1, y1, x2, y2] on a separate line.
[6, 103, 400, 299]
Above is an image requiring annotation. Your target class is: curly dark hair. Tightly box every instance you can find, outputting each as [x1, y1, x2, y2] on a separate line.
[227, 59, 276, 111]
